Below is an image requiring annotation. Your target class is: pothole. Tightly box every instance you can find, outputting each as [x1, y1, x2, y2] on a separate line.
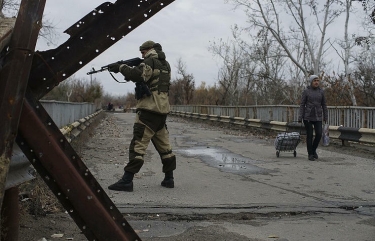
[176, 147, 274, 175]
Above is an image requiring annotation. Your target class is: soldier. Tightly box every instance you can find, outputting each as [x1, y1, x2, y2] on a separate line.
[107, 41, 176, 192]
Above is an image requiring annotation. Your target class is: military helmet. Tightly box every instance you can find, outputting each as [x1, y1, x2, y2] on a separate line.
[139, 40, 155, 51]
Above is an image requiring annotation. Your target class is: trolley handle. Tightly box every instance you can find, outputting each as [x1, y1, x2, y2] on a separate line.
[286, 120, 304, 135]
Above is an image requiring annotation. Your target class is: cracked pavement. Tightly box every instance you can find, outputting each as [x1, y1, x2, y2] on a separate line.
[83, 112, 375, 241]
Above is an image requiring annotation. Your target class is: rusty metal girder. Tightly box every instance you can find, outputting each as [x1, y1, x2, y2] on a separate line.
[0, 0, 45, 214]
[6, 0, 176, 240]
[29, 0, 175, 99]
[16, 94, 141, 240]
[1, 187, 20, 240]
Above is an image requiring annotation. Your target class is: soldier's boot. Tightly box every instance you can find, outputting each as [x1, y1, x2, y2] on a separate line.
[161, 171, 174, 188]
[108, 171, 134, 192]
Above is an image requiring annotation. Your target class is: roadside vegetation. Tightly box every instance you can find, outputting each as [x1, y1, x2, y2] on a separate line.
[2, 0, 374, 239]
[18, 112, 104, 220]
[40, 1, 375, 108]
[3, 0, 375, 108]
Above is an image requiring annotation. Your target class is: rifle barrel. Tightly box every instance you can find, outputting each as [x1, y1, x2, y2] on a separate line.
[87, 68, 106, 75]
[86, 57, 142, 75]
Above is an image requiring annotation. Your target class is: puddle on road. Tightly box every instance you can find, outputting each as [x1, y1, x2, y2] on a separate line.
[177, 147, 273, 175]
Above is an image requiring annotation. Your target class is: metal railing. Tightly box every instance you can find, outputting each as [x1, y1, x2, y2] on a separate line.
[6, 102, 100, 191]
[171, 105, 375, 129]
[40, 100, 97, 128]
[170, 111, 375, 145]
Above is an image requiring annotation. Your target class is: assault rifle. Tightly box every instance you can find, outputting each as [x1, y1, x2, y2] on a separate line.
[86, 57, 143, 75]
[87, 57, 151, 99]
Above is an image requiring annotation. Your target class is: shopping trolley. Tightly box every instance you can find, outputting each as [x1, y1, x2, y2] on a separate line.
[274, 122, 302, 157]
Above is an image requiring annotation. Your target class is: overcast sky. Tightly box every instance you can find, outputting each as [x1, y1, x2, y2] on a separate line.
[35, 0, 247, 96]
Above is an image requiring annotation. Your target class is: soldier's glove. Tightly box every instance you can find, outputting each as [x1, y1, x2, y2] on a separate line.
[108, 63, 120, 73]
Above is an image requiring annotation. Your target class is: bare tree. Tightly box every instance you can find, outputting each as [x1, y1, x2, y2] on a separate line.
[212, 25, 295, 105]
[226, 0, 344, 80]
[351, 0, 375, 24]
[329, 0, 359, 105]
[38, 17, 58, 46]
[175, 58, 195, 104]
[1, 0, 58, 45]
[0, 0, 19, 17]
[209, 38, 243, 105]
[245, 28, 291, 105]
[351, 32, 375, 106]
[354, 59, 375, 106]
[0, 0, 4, 17]
[43, 76, 103, 103]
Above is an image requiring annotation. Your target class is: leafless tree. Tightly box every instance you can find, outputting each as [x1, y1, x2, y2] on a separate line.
[328, 0, 359, 105]
[351, 0, 375, 24]
[210, 24, 296, 106]
[0, 0, 4, 17]
[209, 38, 243, 105]
[172, 58, 195, 105]
[0, 0, 58, 46]
[354, 58, 375, 106]
[38, 17, 58, 46]
[226, 0, 344, 80]
[350, 30, 375, 106]
[243, 27, 291, 105]
[43, 76, 103, 104]
[0, 0, 19, 17]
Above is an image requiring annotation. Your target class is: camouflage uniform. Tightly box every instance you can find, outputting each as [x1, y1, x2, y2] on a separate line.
[117, 42, 176, 177]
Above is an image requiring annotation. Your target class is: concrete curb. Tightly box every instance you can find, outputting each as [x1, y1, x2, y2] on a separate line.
[59, 110, 103, 142]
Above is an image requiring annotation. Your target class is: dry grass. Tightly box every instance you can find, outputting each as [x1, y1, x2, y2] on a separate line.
[18, 112, 105, 218]
[19, 175, 63, 217]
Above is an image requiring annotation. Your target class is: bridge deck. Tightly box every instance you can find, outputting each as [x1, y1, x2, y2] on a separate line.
[32, 112, 372, 241]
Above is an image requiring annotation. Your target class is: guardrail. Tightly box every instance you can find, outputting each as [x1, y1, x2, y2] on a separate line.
[171, 105, 375, 129]
[59, 110, 102, 142]
[40, 100, 97, 128]
[6, 109, 103, 191]
[170, 111, 375, 145]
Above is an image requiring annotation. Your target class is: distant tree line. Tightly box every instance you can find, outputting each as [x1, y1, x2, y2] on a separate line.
[42, 77, 104, 108]
[144, 0, 375, 107]
[3, 0, 375, 108]
[171, 0, 375, 107]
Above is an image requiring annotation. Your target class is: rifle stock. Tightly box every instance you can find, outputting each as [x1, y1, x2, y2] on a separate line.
[87, 57, 143, 75]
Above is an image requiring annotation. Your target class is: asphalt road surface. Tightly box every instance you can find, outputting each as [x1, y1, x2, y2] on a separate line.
[75, 112, 373, 241]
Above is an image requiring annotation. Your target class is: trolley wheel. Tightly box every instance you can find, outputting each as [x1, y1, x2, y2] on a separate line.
[276, 151, 280, 157]
[293, 150, 297, 157]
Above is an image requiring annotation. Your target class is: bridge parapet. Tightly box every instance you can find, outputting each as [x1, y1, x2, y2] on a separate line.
[170, 111, 375, 145]
[171, 105, 375, 129]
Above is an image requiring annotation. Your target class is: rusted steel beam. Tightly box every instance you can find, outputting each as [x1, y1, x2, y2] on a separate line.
[28, 0, 175, 99]
[3, 0, 175, 239]
[1, 187, 19, 241]
[0, 0, 45, 220]
[16, 94, 141, 240]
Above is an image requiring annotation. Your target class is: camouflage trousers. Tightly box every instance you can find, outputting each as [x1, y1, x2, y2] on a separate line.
[124, 110, 176, 174]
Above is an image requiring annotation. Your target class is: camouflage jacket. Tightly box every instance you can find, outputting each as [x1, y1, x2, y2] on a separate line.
[119, 48, 171, 115]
